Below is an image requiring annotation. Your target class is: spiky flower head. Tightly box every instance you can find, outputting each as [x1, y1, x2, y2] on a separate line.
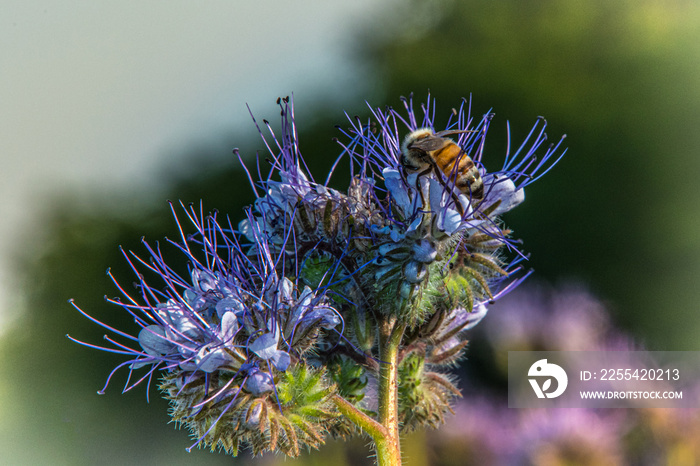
[242, 95, 566, 324]
[70, 204, 344, 456]
[235, 94, 565, 430]
[338, 95, 565, 324]
[71, 94, 566, 457]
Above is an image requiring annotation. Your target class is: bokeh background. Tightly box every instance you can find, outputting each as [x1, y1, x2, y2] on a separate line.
[2, 1, 700, 464]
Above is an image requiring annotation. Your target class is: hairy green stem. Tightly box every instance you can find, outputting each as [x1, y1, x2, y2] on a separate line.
[333, 315, 406, 465]
[332, 395, 387, 440]
[375, 316, 406, 466]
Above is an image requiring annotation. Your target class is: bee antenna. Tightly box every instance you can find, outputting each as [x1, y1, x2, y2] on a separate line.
[436, 129, 477, 137]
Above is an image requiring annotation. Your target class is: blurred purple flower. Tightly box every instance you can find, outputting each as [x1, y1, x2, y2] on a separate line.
[516, 408, 627, 466]
[429, 397, 628, 465]
[482, 281, 634, 352]
[428, 397, 518, 465]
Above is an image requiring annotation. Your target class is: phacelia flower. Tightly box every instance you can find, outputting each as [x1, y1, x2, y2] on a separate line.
[242, 95, 566, 325]
[69, 204, 344, 456]
[71, 94, 566, 458]
[236, 94, 565, 430]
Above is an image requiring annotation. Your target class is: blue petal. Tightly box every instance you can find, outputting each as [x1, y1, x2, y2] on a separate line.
[306, 307, 341, 329]
[383, 168, 412, 214]
[195, 344, 231, 373]
[412, 239, 437, 263]
[482, 176, 525, 216]
[463, 303, 489, 330]
[220, 311, 239, 343]
[215, 297, 244, 318]
[279, 277, 294, 302]
[439, 207, 463, 235]
[237, 218, 255, 242]
[271, 350, 291, 371]
[138, 325, 176, 355]
[249, 332, 279, 360]
[245, 368, 274, 395]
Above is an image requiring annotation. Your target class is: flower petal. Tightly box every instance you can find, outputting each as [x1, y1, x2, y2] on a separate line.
[195, 344, 231, 373]
[220, 311, 239, 343]
[138, 325, 176, 355]
[483, 176, 525, 216]
[383, 168, 412, 214]
[249, 332, 279, 360]
[245, 367, 274, 395]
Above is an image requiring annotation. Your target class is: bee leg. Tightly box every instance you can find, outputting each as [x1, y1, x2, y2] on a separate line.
[430, 165, 465, 217]
[399, 164, 409, 186]
[414, 166, 433, 210]
[454, 193, 465, 217]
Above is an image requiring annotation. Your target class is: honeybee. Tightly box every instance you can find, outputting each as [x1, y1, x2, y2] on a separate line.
[400, 128, 484, 211]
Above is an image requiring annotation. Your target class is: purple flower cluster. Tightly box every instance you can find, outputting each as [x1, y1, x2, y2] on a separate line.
[70, 94, 567, 457]
[237, 95, 566, 328]
[70, 205, 342, 454]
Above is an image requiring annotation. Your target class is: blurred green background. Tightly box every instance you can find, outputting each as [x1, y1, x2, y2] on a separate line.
[3, 0, 700, 464]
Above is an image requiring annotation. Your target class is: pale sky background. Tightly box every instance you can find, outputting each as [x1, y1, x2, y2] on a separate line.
[0, 1, 400, 333]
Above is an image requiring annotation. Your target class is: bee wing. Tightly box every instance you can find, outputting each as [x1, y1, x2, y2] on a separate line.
[408, 137, 446, 152]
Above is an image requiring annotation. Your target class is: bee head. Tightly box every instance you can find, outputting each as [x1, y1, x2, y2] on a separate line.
[401, 128, 435, 153]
